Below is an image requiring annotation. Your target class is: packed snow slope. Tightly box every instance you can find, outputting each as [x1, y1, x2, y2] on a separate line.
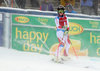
[0, 47, 100, 71]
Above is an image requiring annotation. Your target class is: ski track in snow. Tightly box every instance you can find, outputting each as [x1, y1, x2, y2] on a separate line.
[0, 47, 100, 71]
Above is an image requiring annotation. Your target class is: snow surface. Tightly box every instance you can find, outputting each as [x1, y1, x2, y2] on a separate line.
[0, 47, 100, 71]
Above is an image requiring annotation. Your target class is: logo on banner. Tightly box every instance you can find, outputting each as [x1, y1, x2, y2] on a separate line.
[38, 18, 48, 25]
[15, 16, 29, 23]
[69, 22, 83, 35]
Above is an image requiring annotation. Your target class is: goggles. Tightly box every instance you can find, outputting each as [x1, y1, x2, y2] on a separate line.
[58, 10, 64, 13]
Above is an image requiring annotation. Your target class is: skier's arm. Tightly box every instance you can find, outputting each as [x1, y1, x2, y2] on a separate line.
[66, 17, 69, 31]
[55, 17, 59, 28]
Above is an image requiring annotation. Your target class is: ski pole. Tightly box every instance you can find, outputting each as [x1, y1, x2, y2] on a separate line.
[70, 41, 78, 59]
[67, 31, 78, 59]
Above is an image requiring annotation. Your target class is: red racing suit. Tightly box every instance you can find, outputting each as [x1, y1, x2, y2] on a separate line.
[55, 14, 70, 56]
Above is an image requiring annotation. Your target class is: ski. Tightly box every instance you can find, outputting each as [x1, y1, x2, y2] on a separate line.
[51, 56, 72, 64]
[51, 58, 64, 64]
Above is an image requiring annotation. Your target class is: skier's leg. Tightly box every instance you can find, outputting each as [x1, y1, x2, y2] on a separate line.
[53, 31, 64, 62]
[55, 42, 64, 57]
[56, 30, 65, 55]
[53, 41, 64, 62]
[64, 35, 70, 56]
[62, 34, 71, 60]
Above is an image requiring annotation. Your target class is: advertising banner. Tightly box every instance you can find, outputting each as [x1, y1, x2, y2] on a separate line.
[11, 14, 100, 57]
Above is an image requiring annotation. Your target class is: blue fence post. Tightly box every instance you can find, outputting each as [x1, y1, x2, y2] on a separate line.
[0, 13, 3, 46]
[4, 13, 10, 48]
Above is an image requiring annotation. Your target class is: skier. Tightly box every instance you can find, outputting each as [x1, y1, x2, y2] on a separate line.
[54, 5, 70, 62]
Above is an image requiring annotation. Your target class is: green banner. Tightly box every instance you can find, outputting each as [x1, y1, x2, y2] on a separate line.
[12, 15, 55, 26]
[12, 14, 100, 57]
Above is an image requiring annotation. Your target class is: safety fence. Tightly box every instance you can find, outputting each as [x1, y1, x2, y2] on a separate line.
[0, 7, 100, 57]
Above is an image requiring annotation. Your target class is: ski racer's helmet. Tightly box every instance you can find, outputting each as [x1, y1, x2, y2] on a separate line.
[57, 5, 65, 14]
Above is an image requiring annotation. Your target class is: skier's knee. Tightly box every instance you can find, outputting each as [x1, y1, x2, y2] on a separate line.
[60, 42, 64, 46]
[59, 44, 64, 48]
